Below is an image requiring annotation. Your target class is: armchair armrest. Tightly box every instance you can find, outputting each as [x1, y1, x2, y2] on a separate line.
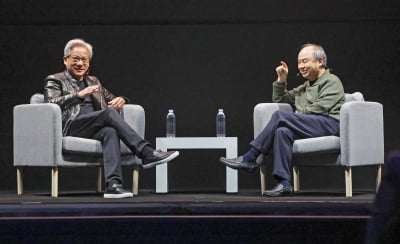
[14, 103, 63, 167]
[253, 103, 293, 138]
[121, 104, 145, 138]
[340, 101, 384, 166]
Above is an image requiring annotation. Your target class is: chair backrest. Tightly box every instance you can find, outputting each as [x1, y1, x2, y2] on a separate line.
[345, 92, 364, 103]
[30, 93, 44, 104]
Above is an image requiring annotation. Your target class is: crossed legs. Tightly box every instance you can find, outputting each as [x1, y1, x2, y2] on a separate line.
[220, 110, 339, 196]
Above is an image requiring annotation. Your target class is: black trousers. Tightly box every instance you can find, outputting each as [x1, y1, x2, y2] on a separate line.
[67, 107, 150, 187]
[250, 110, 340, 182]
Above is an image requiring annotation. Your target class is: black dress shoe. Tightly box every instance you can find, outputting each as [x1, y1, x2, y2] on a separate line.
[219, 156, 259, 172]
[142, 150, 179, 169]
[262, 184, 293, 197]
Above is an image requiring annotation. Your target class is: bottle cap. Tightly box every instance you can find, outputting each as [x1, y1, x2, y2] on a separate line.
[168, 109, 174, 113]
[218, 109, 223, 112]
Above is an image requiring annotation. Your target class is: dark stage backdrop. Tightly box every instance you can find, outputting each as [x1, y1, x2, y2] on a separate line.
[1, 0, 400, 194]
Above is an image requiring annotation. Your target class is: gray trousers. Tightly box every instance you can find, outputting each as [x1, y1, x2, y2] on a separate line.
[250, 110, 339, 182]
[67, 107, 150, 187]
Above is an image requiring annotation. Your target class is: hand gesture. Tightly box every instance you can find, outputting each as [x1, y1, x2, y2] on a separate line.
[108, 97, 126, 110]
[78, 85, 99, 98]
[275, 61, 288, 83]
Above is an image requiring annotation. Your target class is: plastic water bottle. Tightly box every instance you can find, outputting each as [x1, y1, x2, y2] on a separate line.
[166, 109, 176, 137]
[216, 109, 226, 137]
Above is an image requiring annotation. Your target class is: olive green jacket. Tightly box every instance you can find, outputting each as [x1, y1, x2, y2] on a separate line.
[272, 70, 345, 121]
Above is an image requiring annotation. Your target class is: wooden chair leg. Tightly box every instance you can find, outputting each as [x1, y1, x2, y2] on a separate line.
[345, 167, 352, 197]
[96, 167, 103, 193]
[133, 166, 139, 196]
[17, 167, 24, 195]
[51, 168, 59, 198]
[293, 166, 300, 192]
[260, 165, 267, 194]
[376, 164, 382, 192]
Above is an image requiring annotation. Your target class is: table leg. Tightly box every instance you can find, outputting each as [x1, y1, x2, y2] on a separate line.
[226, 143, 238, 193]
[156, 143, 168, 193]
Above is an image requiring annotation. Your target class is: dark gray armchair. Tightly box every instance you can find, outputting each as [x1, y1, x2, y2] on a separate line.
[14, 93, 145, 197]
[254, 92, 384, 197]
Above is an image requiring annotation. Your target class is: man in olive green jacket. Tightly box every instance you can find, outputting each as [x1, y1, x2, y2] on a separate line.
[220, 44, 345, 197]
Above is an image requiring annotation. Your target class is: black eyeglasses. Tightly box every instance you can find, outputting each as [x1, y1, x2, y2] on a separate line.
[68, 56, 89, 64]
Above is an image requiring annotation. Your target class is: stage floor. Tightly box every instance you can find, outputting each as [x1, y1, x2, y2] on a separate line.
[0, 189, 375, 218]
[0, 190, 375, 243]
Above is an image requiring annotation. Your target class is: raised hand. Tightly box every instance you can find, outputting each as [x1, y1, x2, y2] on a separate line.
[275, 61, 288, 83]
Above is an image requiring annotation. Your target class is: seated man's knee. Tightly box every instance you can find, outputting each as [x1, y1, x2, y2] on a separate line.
[271, 110, 293, 121]
[276, 127, 291, 136]
[102, 126, 118, 137]
[102, 107, 122, 120]
[275, 127, 294, 140]
[104, 107, 119, 115]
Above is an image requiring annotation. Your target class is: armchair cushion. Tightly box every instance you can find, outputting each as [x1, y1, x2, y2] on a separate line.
[30, 93, 45, 104]
[293, 136, 340, 155]
[62, 136, 132, 156]
[345, 92, 364, 102]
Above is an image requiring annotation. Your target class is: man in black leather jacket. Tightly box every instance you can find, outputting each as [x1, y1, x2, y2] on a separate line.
[44, 38, 179, 198]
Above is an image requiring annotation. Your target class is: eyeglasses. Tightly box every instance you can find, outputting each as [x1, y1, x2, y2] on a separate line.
[68, 56, 89, 64]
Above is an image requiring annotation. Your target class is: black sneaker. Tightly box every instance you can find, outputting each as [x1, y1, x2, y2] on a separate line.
[103, 184, 133, 198]
[142, 150, 179, 169]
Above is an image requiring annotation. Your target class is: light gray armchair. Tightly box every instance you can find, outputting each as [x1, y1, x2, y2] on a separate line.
[254, 92, 384, 197]
[14, 93, 145, 197]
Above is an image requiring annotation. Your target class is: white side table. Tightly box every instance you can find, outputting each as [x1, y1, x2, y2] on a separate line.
[155, 137, 238, 193]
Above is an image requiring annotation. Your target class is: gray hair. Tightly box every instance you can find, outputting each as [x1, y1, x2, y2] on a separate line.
[300, 43, 328, 69]
[64, 38, 93, 59]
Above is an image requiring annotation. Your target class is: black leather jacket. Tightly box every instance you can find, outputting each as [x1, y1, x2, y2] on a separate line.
[44, 71, 129, 135]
